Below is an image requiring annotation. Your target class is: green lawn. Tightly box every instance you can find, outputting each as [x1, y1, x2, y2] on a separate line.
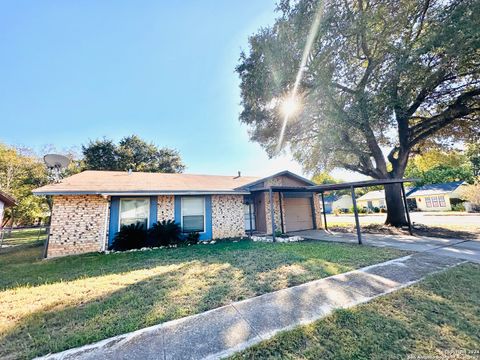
[230, 263, 480, 360]
[0, 235, 406, 360]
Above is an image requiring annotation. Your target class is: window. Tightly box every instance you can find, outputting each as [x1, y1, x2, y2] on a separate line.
[181, 197, 205, 233]
[119, 198, 150, 230]
[432, 196, 439, 207]
[438, 196, 446, 207]
[425, 197, 432, 208]
[244, 203, 256, 231]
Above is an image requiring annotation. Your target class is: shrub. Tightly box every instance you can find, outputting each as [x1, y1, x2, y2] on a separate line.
[451, 202, 465, 212]
[184, 232, 200, 245]
[380, 208, 387, 213]
[373, 207, 380, 213]
[148, 220, 182, 246]
[274, 229, 283, 237]
[111, 223, 147, 251]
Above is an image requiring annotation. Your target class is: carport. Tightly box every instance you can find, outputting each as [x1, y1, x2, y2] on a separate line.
[255, 178, 415, 244]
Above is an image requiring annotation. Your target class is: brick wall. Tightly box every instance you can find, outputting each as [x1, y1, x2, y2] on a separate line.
[263, 176, 323, 233]
[48, 195, 108, 258]
[211, 195, 245, 239]
[157, 195, 174, 222]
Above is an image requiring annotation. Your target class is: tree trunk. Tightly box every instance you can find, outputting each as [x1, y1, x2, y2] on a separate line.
[384, 183, 408, 227]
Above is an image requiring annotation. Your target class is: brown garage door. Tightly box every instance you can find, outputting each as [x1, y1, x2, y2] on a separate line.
[284, 197, 313, 232]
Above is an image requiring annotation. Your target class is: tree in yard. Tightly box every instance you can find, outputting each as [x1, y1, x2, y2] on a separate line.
[236, 0, 480, 226]
[82, 135, 186, 173]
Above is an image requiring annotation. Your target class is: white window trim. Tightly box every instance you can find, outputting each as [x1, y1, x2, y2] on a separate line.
[181, 196, 206, 233]
[118, 197, 150, 231]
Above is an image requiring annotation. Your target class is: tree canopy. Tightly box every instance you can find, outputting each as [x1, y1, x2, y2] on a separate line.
[82, 135, 185, 173]
[236, 0, 480, 225]
[0, 144, 49, 226]
[405, 149, 475, 185]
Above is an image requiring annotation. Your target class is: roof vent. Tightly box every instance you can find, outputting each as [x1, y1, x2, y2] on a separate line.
[235, 171, 241, 178]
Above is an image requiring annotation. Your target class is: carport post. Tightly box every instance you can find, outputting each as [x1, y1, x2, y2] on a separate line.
[269, 188, 276, 242]
[350, 186, 362, 245]
[320, 192, 328, 231]
[400, 183, 413, 235]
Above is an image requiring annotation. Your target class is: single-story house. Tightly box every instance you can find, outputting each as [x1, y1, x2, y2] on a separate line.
[0, 191, 16, 227]
[406, 181, 466, 211]
[323, 194, 353, 213]
[356, 190, 387, 210]
[33, 170, 323, 258]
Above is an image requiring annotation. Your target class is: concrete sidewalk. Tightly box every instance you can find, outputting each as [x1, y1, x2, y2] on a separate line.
[37, 253, 464, 360]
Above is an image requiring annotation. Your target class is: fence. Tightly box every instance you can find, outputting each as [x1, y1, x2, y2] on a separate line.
[0, 226, 50, 256]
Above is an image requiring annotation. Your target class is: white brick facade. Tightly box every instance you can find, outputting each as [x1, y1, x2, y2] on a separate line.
[48, 195, 108, 258]
[211, 195, 245, 239]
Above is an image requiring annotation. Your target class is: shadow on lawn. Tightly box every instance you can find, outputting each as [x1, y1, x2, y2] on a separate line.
[0, 260, 366, 360]
[230, 265, 480, 359]
[0, 239, 389, 291]
[0, 240, 404, 359]
[0, 261, 236, 359]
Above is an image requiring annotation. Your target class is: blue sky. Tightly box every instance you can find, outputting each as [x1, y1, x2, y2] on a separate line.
[0, 1, 357, 180]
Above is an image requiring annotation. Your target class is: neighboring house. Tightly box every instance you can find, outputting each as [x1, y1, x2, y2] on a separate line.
[356, 190, 386, 210]
[0, 191, 16, 227]
[323, 194, 353, 213]
[33, 170, 323, 258]
[406, 181, 466, 211]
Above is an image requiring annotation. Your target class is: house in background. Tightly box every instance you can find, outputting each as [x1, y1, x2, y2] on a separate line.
[356, 181, 467, 212]
[356, 190, 387, 210]
[0, 191, 16, 227]
[33, 170, 323, 258]
[323, 194, 353, 213]
[407, 181, 466, 211]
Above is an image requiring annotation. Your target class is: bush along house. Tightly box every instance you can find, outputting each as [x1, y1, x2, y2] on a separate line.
[33, 170, 323, 258]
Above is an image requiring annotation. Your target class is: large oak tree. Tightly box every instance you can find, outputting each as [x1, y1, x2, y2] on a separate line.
[236, 0, 480, 226]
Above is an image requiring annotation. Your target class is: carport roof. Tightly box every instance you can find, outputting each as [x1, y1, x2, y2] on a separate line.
[251, 178, 417, 193]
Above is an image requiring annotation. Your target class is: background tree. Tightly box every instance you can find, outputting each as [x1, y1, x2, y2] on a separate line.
[0, 144, 49, 226]
[82, 135, 185, 173]
[236, 0, 480, 226]
[311, 171, 338, 185]
[405, 150, 474, 185]
[82, 138, 118, 171]
[465, 143, 480, 179]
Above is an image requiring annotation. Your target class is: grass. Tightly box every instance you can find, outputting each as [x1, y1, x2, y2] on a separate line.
[0, 234, 407, 360]
[230, 263, 480, 360]
[1, 228, 47, 247]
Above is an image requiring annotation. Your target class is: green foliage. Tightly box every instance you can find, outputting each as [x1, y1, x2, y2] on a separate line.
[466, 143, 480, 178]
[82, 135, 185, 173]
[311, 172, 338, 185]
[451, 203, 465, 211]
[184, 232, 200, 245]
[0, 144, 50, 226]
[148, 220, 182, 247]
[236, 0, 480, 225]
[406, 151, 474, 185]
[111, 223, 147, 251]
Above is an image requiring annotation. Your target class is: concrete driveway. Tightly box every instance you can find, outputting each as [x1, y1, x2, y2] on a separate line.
[294, 230, 480, 263]
[325, 212, 480, 230]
